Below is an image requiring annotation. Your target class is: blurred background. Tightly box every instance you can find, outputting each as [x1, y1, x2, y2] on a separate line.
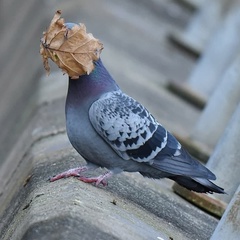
[0, 0, 195, 166]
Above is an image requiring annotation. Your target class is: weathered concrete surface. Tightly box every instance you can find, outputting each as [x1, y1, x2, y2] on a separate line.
[206, 102, 240, 203]
[187, 2, 240, 99]
[0, 101, 219, 240]
[0, 0, 50, 164]
[211, 184, 240, 240]
[190, 54, 240, 149]
[170, 0, 230, 55]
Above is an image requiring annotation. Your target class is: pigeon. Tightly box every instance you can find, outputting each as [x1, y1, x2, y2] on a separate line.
[50, 24, 225, 194]
[49, 58, 225, 194]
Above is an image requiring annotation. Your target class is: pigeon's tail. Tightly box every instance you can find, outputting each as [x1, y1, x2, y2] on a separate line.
[149, 146, 225, 194]
[169, 176, 225, 194]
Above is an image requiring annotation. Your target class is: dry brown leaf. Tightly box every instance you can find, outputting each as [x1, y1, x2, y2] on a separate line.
[40, 10, 104, 78]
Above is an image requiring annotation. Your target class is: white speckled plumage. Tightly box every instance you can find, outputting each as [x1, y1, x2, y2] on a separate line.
[89, 90, 167, 162]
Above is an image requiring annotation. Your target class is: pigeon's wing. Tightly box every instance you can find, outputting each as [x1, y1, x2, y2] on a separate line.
[89, 90, 168, 162]
[89, 90, 216, 179]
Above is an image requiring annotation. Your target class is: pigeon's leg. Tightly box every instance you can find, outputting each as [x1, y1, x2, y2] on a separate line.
[49, 166, 88, 182]
[78, 171, 113, 186]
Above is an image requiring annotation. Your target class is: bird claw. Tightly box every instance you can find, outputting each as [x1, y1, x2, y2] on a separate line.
[78, 171, 112, 186]
[50, 167, 112, 187]
[78, 176, 108, 186]
[49, 166, 88, 182]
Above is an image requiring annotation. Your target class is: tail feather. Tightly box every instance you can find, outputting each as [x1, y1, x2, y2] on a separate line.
[147, 136, 225, 194]
[170, 176, 225, 194]
[153, 148, 216, 180]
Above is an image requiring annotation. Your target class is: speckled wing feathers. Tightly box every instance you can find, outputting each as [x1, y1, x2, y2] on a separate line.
[89, 90, 216, 180]
[89, 90, 168, 162]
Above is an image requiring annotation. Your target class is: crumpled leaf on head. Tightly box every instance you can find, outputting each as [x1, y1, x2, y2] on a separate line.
[40, 10, 104, 79]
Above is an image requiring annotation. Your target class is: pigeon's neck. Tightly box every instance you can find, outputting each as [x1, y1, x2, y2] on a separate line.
[66, 58, 119, 106]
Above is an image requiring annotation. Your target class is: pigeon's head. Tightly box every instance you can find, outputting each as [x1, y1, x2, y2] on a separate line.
[40, 11, 103, 78]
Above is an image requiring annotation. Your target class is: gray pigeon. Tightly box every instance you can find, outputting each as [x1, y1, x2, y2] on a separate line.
[50, 56, 224, 194]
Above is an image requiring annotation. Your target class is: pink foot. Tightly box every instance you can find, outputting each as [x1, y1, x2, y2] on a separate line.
[49, 166, 88, 182]
[78, 171, 113, 186]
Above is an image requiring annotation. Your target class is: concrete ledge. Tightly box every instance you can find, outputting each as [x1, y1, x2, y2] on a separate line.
[175, 0, 201, 10]
[167, 80, 206, 110]
[173, 183, 227, 218]
[0, 96, 220, 240]
[0, 0, 50, 163]
[168, 30, 202, 58]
